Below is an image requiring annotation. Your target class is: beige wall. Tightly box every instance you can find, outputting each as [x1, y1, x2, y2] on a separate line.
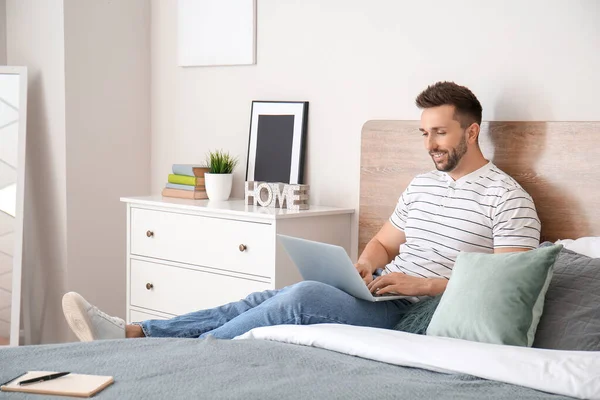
[151, 0, 600, 260]
[6, 0, 68, 344]
[0, 0, 5, 65]
[6, 0, 150, 343]
[63, 0, 151, 324]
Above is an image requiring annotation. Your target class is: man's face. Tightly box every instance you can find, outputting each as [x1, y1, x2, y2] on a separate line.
[419, 105, 468, 172]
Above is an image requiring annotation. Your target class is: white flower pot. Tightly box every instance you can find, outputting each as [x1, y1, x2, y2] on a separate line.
[204, 173, 233, 201]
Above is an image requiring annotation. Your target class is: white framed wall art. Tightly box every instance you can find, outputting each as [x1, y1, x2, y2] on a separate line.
[178, 0, 257, 67]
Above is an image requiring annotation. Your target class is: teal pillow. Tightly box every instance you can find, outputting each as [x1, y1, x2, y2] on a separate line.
[426, 245, 562, 347]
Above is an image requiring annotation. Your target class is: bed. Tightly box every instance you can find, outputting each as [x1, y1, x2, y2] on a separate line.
[2, 121, 599, 400]
[1, 330, 595, 400]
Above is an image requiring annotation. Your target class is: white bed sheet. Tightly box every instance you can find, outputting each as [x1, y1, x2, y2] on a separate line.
[237, 324, 600, 400]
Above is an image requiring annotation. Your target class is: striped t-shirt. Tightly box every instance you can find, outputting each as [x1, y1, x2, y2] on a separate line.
[385, 162, 541, 280]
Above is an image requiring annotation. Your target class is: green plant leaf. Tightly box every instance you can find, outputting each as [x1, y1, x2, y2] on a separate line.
[206, 149, 239, 174]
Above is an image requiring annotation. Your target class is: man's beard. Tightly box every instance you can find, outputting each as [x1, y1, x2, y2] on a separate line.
[431, 135, 468, 172]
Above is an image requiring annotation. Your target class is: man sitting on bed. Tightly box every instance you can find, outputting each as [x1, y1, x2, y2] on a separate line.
[62, 81, 541, 342]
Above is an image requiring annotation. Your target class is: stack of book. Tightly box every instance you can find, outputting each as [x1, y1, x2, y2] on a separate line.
[161, 164, 211, 199]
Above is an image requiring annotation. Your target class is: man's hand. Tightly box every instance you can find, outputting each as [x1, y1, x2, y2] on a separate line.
[367, 272, 446, 297]
[355, 262, 375, 285]
[354, 221, 406, 286]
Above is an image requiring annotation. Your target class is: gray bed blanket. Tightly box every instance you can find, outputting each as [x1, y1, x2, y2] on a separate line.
[0, 337, 574, 399]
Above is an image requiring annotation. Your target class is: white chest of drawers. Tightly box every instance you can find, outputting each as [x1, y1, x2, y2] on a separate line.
[121, 196, 354, 323]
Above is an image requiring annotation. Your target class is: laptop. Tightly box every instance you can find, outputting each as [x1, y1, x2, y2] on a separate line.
[277, 234, 409, 302]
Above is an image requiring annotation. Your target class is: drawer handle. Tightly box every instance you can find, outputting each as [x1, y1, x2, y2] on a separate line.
[146, 283, 154, 290]
[239, 244, 247, 252]
[146, 230, 154, 238]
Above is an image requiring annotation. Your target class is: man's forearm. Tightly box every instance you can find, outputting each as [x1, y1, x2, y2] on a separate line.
[357, 238, 393, 273]
[426, 278, 448, 296]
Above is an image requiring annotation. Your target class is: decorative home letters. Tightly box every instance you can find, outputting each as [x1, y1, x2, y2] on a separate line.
[245, 181, 309, 210]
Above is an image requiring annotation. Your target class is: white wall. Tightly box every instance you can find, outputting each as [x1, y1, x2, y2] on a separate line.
[0, 0, 5, 65]
[6, 0, 68, 344]
[6, 0, 150, 344]
[151, 0, 600, 259]
[63, 0, 151, 325]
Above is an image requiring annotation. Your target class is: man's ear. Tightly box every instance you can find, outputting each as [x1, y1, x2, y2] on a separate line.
[467, 123, 480, 144]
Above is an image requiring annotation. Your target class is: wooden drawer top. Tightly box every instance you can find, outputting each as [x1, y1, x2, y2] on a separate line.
[121, 196, 354, 220]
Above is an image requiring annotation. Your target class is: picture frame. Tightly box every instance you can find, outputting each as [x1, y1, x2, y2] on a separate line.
[177, 0, 256, 67]
[245, 101, 309, 184]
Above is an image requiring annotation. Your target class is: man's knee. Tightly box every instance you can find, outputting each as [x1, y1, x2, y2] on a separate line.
[286, 280, 332, 300]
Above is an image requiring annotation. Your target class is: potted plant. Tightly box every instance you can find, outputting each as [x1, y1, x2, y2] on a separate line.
[204, 149, 239, 201]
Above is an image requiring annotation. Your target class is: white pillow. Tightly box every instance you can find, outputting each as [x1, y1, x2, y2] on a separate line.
[555, 237, 600, 258]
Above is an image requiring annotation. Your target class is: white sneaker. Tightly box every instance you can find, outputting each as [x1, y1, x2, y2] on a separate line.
[62, 292, 126, 341]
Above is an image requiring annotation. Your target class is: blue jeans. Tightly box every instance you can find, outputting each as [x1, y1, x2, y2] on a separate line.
[136, 281, 411, 339]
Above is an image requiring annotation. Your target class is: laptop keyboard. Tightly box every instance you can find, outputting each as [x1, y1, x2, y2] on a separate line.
[374, 292, 398, 297]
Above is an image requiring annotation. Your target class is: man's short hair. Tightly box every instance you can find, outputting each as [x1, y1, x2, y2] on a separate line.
[415, 81, 483, 128]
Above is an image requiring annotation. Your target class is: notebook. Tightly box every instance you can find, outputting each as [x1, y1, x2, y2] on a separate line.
[1, 371, 114, 398]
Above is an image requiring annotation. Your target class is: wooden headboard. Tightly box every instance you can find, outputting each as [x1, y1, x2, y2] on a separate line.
[359, 120, 600, 254]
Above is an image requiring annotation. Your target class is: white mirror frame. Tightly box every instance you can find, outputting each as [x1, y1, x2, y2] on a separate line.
[0, 66, 28, 346]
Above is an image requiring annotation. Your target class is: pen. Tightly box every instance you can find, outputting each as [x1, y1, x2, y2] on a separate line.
[19, 372, 71, 386]
[1, 372, 27, 387]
